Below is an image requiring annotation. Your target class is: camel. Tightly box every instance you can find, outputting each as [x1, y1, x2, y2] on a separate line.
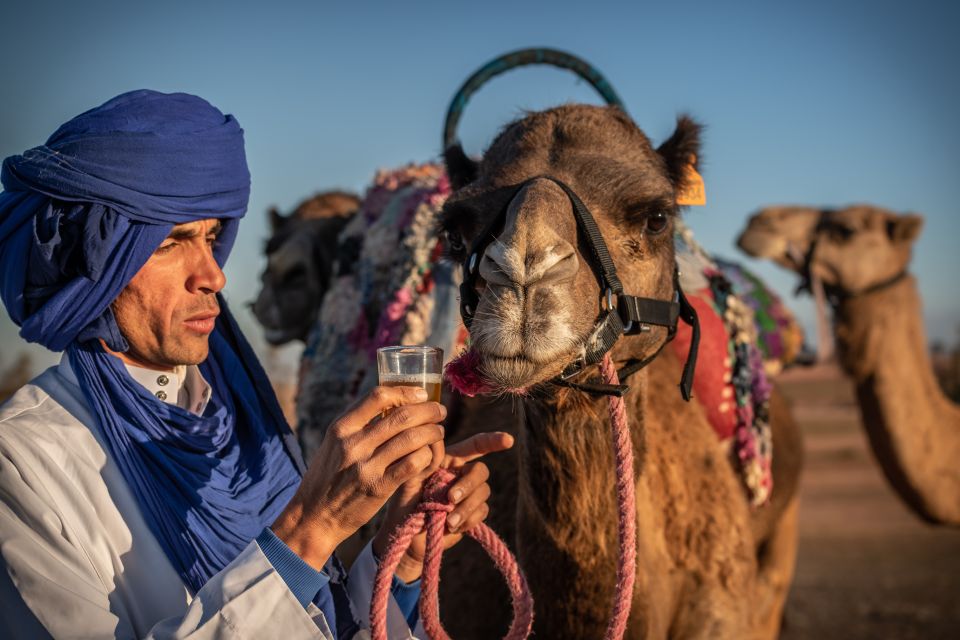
[738, 205, 960, 526]
[433, 105, 803, 638]
[252, 190, 359, 344]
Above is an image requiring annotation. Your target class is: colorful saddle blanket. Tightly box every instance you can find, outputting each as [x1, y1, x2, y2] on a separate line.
[672, 226, 803, 505]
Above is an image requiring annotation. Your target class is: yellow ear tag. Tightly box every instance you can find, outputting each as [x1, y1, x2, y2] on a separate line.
[675, 157, 706, 206]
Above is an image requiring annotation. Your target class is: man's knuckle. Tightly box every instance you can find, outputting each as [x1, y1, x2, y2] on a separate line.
[329, 420, 348, 439]
[397, 457, 419, 477]
[390, 407, 412, 426]
[357, 464, 379, 494]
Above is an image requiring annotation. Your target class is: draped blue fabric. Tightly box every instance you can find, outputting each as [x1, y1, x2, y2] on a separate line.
[0, 91, 318, 611]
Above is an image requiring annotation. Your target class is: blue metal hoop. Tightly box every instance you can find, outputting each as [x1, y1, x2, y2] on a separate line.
[443, 48, 626, 151]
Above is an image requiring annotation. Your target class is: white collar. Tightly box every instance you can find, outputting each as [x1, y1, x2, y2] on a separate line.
[123, 363, 212, 416]
[56, 353, 212, 416]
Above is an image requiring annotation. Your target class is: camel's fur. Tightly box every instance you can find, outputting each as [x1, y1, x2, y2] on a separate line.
[435, 105, 802, 638]
[738, 205, 959, 525]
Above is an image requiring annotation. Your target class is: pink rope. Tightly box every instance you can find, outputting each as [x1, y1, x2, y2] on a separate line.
[370, 469, 534, 640]
[371, 353, 636, 639]
[598, 354, 637, 640]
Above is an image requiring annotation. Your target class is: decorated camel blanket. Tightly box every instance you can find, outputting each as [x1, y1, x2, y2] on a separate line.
[296, 163, 801, 505]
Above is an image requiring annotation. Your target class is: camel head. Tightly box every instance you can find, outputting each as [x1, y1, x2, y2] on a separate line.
[737, 205, 924, 296]
[253, 191, 359, 345]
[441, 105, 702, 391]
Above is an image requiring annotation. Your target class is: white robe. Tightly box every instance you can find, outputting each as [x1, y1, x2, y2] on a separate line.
[0, 357, 417, 639]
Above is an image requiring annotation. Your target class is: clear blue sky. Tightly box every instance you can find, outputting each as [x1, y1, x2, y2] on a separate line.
[1, 0, 958, 376]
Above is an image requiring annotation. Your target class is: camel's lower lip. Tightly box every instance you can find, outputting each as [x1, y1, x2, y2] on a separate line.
[476, 352, 574, 391]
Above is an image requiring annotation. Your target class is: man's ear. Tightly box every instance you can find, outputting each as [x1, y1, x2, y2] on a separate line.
[444, 143, 479, 191]
[657, 115, 705, 205]
[268, 206, 284, 232]
[887, 213, 924, 244]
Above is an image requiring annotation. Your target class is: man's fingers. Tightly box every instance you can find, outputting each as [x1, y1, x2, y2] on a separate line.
[331, 386, 431, 436]
[363, 401, 446, 449]
[444, 431, 514, 467]
[372, 423, 445, 474]
[428, 439, 444, 476]
[446, 462, 489, 504]
[447, 489, 491, 534]
[384, 444, 438, 487]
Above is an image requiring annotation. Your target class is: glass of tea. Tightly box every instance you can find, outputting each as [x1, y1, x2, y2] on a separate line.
[376, 345, 443, 403]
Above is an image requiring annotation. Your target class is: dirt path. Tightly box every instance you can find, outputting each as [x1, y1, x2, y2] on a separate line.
[776, 364, 960, 639]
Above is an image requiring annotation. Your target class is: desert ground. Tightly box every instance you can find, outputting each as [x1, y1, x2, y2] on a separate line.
[776, 363, 960, 639]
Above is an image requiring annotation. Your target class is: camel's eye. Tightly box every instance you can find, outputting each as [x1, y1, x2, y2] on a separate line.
[446, 230, 466, 255]
[823, 222, 854, 243]
[645, 212, 670, 235]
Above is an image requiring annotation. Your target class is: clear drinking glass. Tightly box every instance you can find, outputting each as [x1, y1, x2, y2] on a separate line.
[376, 346, 444, 403]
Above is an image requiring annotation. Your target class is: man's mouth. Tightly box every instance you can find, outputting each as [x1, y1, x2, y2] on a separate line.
[183, 311, 219, 334]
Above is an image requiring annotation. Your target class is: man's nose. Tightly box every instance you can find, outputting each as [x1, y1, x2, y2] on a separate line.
[187, 247, 227, 294]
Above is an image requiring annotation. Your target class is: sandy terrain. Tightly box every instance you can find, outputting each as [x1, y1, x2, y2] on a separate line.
[776, 364, 960, 639]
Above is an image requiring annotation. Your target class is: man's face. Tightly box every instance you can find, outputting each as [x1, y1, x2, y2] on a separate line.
[111, 219, 226, 369]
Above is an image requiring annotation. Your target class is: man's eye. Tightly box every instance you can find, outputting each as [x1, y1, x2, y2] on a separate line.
[156, 242, 177, 254]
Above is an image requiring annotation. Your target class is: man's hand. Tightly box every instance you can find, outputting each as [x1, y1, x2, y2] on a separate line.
[372, 431, 515, 583]
[271, 386, 446, 571]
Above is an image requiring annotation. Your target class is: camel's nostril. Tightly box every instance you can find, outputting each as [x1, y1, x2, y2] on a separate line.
[535, 251, 578, 286]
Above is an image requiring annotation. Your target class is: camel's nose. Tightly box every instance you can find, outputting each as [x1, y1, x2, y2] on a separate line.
[477, 178, 580, 290]
[479, 241, 578, 288]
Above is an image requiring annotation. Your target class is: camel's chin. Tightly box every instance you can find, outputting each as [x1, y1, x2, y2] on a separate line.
[477, 352, 568, 392]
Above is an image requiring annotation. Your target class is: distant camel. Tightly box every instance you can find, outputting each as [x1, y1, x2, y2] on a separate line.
[252, 191, 359, 344]
[738, 205, 960, 525]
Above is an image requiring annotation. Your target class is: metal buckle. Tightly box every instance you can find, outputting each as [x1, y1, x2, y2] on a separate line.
[559, 356, 586, 380]
[602, 288, 615, 312]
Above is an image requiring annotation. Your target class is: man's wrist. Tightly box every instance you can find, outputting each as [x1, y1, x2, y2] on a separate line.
[372, 532, 423, 583]
[271, 508, 338, 572]
[256, 527, 330, 608]
[394, 552, 424, 583]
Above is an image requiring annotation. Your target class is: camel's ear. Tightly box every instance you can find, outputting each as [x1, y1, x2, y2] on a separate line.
[268, 206, 284, 232]
[444, 143, 479, 191]
[657, 115, 705, 206]
[887, 213, 924, 244]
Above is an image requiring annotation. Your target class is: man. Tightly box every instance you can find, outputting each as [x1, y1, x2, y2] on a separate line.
[0, 90, 510, 638]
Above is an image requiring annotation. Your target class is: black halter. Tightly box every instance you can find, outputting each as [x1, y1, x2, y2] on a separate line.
[458, 176, 700, 399]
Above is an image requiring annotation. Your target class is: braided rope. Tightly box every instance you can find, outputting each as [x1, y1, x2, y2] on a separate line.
[370, 469, 534, 640]
[598, 354, 638, 639]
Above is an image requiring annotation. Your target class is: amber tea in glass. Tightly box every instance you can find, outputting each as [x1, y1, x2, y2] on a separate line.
[376, 346, 443, 403]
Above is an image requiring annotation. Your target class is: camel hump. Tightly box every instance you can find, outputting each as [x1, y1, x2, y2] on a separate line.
[293, 191, 361, 220]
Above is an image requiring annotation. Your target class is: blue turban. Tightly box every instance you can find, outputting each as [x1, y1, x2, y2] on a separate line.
[0, 91, 307, 601]
[0, 89, 250, 350]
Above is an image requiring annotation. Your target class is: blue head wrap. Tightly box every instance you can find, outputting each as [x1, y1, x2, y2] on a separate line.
[0, 91, 306, 596]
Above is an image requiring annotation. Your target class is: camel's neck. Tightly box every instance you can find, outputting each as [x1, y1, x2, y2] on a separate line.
[516, 376, 646, 556]
[834, 275, 939, 394]
[833, 274, 960, 522]
[513, 377, 650, 633]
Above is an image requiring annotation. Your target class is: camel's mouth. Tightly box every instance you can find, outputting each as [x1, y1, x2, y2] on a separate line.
[736, 228, 788, 261]
[471, 342, 586, 393]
